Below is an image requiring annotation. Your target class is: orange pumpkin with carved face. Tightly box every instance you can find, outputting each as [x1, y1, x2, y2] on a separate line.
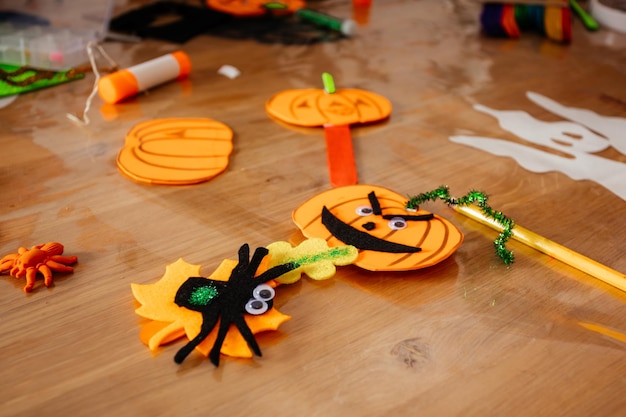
[293, 185, 463, 271]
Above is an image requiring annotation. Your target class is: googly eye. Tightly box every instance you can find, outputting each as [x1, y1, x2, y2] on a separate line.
[252, 284, 275, 301]
[245, 298, 269, 315]
[355, 206, 374, 216]
[388, 217, 407, 230]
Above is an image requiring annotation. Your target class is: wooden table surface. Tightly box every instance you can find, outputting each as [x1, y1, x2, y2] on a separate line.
[1, 1, 625, 416]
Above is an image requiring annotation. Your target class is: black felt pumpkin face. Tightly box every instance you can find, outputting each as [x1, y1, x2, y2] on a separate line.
[293, 185, 464, 271]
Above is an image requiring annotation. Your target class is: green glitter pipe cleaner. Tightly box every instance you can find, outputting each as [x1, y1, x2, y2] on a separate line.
[405, 186, 515, 264]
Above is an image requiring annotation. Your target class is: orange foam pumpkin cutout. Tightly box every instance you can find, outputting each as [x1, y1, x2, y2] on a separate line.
[117, 118, 234, 185]
[293, 185, 463, 271]
[205, 0, 305, 16]
[266, 85, 392, 187]
[265, 88, 392, 127]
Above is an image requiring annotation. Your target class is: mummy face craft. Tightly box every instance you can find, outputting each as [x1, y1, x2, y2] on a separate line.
[293, 185, 464, 271]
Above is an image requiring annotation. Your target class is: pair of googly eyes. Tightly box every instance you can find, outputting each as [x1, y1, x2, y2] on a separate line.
[355, 206, 408, 231]
[244, 284, 276, 315]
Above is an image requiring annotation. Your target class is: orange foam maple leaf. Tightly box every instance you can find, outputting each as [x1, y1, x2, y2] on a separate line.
[131, 258, 290, 359]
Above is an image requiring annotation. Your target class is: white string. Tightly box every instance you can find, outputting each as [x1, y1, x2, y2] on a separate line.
[67, 41, 118, 126]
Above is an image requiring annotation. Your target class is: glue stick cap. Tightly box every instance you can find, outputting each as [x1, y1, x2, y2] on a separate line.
[98, 51, 192, 104]
[98, 70, 140, 104]
[171, 51, 192, 78]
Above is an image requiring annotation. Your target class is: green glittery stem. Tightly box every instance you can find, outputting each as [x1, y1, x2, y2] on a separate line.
[406, 186, 515, 264]
[289, 246, 354, 267]
[295, 246, 350, 264]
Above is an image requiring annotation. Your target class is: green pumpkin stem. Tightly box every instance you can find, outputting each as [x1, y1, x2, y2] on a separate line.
[322, 72, 336, 94]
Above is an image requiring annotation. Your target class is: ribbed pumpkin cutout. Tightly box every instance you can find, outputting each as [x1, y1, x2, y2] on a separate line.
[266, 88, 392, 127]
[205, 0, 305, 16]
[293, 185, 463, 271]
[117, 118, 233, 185]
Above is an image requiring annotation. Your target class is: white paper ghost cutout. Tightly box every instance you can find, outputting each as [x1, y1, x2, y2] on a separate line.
[450, 92, 626, 201]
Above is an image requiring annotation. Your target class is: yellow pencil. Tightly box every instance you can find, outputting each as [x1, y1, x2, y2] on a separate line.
[454, 204, 626, 293]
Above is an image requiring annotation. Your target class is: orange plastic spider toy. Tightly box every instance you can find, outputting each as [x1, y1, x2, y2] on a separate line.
[0, 242, 78, 292]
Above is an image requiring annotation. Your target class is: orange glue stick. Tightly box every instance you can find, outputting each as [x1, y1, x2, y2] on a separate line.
[98, 51, 191, 104]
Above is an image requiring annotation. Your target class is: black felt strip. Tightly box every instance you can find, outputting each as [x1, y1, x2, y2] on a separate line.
[368, 191, 382, 215]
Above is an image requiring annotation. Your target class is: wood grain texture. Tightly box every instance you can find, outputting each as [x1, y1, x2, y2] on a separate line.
[1, 1, 625, 416]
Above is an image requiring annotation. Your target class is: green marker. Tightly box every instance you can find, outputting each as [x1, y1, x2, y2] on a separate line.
[569, 0, 599, 31]
[295, 8, 357, 36]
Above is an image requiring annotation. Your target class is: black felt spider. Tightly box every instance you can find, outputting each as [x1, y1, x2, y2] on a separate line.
[174, 243, 297, 366]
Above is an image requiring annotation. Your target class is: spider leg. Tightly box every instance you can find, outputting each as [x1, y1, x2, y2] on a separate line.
[236, 243, 251, 268]
[49, 255, 78, 265]
[209, 315, 233, 367]
[247, 246, 269, 275]
[12, 265, 26, 278]
[174, 309, 220, 364]
[0, 257, 16, 272]
[233, 314, 262, 358]
[38, 264, 53, 286]
[256, 262, 299, 283]
[45, 259, 75, 273]
[24, 269, 37, 292]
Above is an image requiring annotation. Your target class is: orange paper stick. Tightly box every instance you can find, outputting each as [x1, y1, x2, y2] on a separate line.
[324, 124, 358, 187]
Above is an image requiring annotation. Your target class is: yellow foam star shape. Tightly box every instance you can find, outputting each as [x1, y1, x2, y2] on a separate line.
[131, 258, 290, 359]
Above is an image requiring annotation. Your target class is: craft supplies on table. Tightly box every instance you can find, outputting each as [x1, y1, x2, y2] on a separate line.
[479, 0, 573, 43]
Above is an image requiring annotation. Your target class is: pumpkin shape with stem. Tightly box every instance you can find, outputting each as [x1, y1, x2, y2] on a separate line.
[266, 88, 392, 127]
[293, 185, 464, 271]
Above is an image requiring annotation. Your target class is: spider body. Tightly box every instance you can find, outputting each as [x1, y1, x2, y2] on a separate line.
[0, 242, 77, 292]
[174, 243, 297, 366]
